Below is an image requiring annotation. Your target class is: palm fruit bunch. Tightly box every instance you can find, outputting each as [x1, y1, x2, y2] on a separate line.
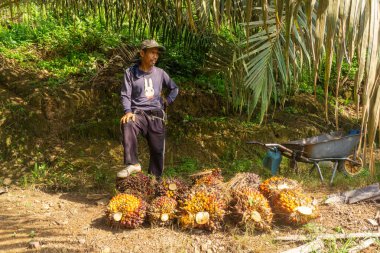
[156, 177, 189, 201]
[116, 172, 156, 201]
[259, 176, 318, 225]
[259, 176, 300, 199]
[225, 173, 261, 191]
[106, 193, 147, 229]
[229, 187, 273, 231]
[178, 186, 227, 231]
[270, 189, 318, 225]
[147, 196, 177, 226]
[192, 168, 224, 189]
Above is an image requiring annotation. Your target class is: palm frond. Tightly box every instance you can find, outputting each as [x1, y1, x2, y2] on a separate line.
[334, 0, 351, 129]
[322, 0, 340, 121]
[361, 0, 380, 174]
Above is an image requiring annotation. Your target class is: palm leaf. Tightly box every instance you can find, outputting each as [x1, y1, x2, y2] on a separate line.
[362, 0, 380, 174]
[334, 0, 351, 129]
[236, 4, 307, 122]
[313, 0, 329, 97]
[323, 0, 340, 121]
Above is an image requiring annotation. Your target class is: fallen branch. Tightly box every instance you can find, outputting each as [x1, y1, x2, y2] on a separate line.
[281, 239, 324, 253]
[276, 232, 380, 241]
[347, 238, 376, 253]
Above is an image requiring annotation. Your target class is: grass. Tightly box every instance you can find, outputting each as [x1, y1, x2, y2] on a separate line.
[14, 126, 380, 193]
[302, 222, 326, 235]
[333, 226, 345, 234]
[21, 161, 75, 191]
[164, 157, 199, 178]
[0, 16, 221, 89]
[19, 157, 378, 193]
[324, 238, 358, 253]
[20, 161, 116, 192]
[276, 157, 380, 192]
[0, 19, 115, 80]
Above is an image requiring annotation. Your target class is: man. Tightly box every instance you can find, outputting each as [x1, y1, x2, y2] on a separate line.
[118, 39, 179, 179]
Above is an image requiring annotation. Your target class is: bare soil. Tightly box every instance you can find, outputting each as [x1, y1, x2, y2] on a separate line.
[1, 186, 380, 253]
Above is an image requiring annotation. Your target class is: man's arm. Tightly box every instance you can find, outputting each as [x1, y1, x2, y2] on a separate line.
[121, 70, 132, 113]
[162, 70, 179, 105]
[120, 70, 135, 123]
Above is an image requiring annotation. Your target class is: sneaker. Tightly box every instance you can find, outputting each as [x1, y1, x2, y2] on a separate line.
[117, 164, 142, 178]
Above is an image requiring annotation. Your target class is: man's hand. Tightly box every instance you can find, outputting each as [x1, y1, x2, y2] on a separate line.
[120, 112, 135, 124]
[162, 97, 169, 111]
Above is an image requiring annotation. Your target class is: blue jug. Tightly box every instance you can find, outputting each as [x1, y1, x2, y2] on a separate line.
[263, 148, 282, 175]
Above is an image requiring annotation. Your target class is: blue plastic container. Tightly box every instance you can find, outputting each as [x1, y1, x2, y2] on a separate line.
[263, 148, 282, 175]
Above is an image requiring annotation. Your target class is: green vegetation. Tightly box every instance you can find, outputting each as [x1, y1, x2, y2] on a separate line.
[302, 222, 325, 235]
[324, 238, 356, 253]
[0, 17, 119, 79]
[0, 1, 379, 194]
[21, 161, 77, 191]
[164, 157, 199, 178]
[0, 15, 225, 94]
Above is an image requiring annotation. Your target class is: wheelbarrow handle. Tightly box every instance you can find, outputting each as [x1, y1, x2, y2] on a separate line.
[268, 144, 294, 154]
[246, 141, 266, 146]
[247, 141, 294, 154]
[247, 141, 280, 148]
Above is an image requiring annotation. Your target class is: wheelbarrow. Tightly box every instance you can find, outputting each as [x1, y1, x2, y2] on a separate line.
[248, 131, 363, 184]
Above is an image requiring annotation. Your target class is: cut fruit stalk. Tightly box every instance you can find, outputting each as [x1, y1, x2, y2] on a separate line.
[160, 213, 169, 222]
[295, 206, 313, 215]
[113, 212, 122, 221]
[168, 183, 177, 191]
[195, 211, 210, 225]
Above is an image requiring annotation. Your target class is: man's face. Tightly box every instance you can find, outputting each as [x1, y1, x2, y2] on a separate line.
[140, 48, 160, 68]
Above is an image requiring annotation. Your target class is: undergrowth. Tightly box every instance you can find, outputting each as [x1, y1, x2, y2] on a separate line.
[0, 6, 372, 195]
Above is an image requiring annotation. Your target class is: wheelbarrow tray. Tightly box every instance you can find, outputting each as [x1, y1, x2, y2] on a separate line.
[281, 131, 360, 159]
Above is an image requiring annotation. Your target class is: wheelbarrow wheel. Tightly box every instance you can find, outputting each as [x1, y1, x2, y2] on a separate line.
[337, 155, 364, 176]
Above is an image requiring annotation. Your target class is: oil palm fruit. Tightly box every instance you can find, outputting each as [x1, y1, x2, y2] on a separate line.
[271, 189, 318, 225]
[230, 187, 273, 231]
[156, 178, 189, 201]
[193, 168, 224, 188]
[179, 186, 226, 231]
[148, 196, 177, 226]
[116, 172, 156, 201]
[106, 193, 147, 229]
[259, 176, 300, 199]
[259, 177, 318, 225]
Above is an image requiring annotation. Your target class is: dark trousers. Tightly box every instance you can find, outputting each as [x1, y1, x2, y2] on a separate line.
[121, 110, 165, 178]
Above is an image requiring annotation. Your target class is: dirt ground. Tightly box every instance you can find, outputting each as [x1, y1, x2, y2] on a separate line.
[1, 186, 380, 253]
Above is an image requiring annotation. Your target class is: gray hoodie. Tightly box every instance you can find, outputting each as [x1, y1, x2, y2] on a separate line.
[121, 64, 179, 113]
